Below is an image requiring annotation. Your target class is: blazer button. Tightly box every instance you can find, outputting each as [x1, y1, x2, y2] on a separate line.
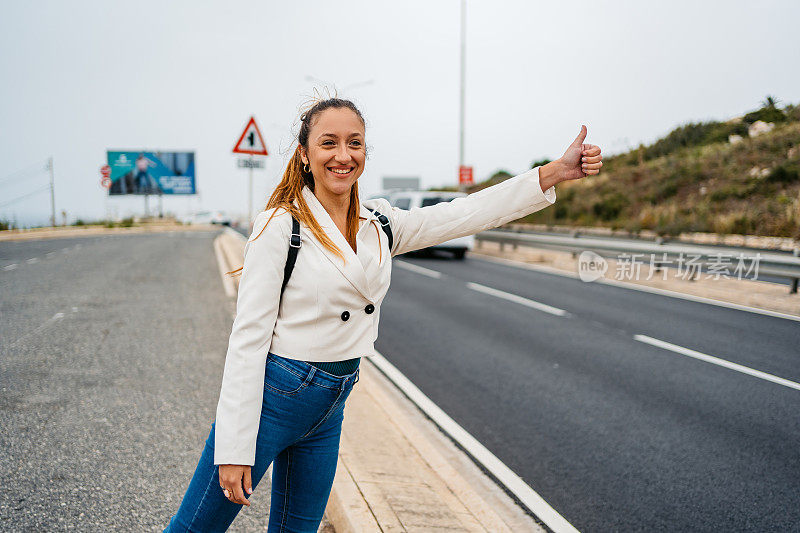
[365, 304, 375, 314]
[341, 311, 350, 321]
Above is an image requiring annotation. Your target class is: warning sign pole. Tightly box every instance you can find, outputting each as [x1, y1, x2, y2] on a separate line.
[248, 155, 253, 228]
[233, 116, 269, 229]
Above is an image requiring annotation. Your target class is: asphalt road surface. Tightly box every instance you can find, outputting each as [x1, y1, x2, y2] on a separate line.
[376, 250, 800, 532]
[0, 231, 275, 532]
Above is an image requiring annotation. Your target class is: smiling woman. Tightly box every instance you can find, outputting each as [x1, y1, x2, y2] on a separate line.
[163, 96, 603, 533]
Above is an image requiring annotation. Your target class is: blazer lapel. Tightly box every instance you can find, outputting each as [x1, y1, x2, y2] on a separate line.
[298, 186, 373, 301]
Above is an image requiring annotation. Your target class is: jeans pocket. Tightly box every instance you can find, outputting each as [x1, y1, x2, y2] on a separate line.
[264, 359, 311, 396]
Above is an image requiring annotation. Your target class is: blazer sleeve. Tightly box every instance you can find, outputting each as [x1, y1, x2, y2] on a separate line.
[214, 209, 287, 466]
[381, 166, 556, 257]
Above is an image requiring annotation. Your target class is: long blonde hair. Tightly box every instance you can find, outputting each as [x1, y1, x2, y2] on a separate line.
[227, 97, 366, 276]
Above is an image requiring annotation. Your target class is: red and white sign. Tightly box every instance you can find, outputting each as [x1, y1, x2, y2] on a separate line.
[458, 165, 473, 185]
[100, 164, 111, 179]
[232, 116, 268, 156]
[100, 177, 112, 189]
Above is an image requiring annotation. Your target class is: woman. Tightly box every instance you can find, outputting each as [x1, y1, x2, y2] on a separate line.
[164, 97, 602, 532]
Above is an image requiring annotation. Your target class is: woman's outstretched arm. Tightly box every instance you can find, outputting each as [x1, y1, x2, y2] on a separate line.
[375, 125, 602, 257]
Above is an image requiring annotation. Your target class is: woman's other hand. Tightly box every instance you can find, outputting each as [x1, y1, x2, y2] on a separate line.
[538, 125, 603, 191]
[219, 464, 253, 506]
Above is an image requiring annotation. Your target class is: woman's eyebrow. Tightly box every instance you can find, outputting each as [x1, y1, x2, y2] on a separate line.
[318, 132, 364, 139]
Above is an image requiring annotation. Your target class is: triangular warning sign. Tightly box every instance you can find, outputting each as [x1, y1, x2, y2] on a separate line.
[233, 116, 268, 155]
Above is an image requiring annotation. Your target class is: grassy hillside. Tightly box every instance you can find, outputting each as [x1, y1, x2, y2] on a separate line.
[471, 100, 800, 238]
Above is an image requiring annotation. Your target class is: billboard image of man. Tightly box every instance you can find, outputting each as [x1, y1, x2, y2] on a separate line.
[135, 153, 160, 194]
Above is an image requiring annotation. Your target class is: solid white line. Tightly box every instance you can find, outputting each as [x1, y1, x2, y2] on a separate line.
[634, 334, 800, 392]
[369, 351, 579, 533]
[26, 257, 39, 264]
[467, 281, 570, 317]
[395, 260, 442, 279]
[3, 264, 18, 271]
[45, 251, 55, 257]
[213, 237, 237, 298]
[472, 253, 800, 322]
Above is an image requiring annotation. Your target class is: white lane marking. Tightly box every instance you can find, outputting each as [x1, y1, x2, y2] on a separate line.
[213, 236, 237, 298]
[7, 311, 67, 349]
[45, 251, 55, 257]
[395, 260, 442, 279]
[3, 264, 18, 271]
[472, 254, 800, 323]
[634, 334, 800, 392]
[26, 257, 39, 264]
[467, 281, 570, 317]
[369, 351, 579, 533]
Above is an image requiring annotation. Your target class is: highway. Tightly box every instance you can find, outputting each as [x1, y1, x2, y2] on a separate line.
[376, 250, 800, 532]
[2, 231, 797, 531]
[0, 231, 272, 532]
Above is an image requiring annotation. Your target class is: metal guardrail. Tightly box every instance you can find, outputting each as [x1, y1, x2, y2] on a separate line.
[476, 229, 800, 294]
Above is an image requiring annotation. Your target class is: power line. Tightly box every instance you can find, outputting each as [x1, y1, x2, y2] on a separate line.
[0, 159, 49, 187]
[0, 184, 51, 208]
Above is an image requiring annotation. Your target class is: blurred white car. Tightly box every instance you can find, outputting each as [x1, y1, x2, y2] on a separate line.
[367, 190, 474, 259]
[187, 210, 232, 226]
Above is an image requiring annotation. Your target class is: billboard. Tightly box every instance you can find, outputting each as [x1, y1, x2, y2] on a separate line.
[106, 151, 196, 195]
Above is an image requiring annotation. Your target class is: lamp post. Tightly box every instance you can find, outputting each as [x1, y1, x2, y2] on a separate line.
[458, 0, 467, 192]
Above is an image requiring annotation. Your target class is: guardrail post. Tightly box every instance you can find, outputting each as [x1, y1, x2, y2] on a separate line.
[792, 248, 799, 294]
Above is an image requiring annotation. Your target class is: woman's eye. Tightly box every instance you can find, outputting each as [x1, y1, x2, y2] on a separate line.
[350, 141, 362, 147]
[322, 140, 335, 146]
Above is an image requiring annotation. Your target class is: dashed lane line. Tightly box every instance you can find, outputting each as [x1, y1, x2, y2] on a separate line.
[634, 334, 800, 392]
[467, 282, 570, 317]
[395, 260, 442, 279]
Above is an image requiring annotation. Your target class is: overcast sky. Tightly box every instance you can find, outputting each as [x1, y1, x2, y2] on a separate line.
[1, 0, 798, 226]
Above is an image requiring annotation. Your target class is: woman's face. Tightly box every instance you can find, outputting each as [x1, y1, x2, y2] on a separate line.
[301, 107, 366, 198]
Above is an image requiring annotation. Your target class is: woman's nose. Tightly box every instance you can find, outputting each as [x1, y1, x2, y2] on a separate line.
[335, 145, 352, 163]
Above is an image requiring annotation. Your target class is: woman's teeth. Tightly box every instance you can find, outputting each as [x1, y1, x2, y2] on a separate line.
[330, 168, 352, 174]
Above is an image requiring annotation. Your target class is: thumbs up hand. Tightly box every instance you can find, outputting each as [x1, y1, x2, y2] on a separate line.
[558, 125, 603, 181]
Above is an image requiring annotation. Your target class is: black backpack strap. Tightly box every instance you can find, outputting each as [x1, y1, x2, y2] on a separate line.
[282, 216, 302, 295]
[367, 208, 393, 252]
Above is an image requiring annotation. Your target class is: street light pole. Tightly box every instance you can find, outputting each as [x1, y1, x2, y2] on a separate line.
[458, 0, 467, 191]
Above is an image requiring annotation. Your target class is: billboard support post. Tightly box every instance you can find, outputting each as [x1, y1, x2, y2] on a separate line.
[144, 194, 149, 218]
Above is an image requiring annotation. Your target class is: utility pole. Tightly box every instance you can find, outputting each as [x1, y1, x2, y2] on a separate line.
[458, 0, 467, 191]
[47, 156, 55, 227]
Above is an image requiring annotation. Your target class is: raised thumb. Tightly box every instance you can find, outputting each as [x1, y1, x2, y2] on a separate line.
[572, 125, 588, 146]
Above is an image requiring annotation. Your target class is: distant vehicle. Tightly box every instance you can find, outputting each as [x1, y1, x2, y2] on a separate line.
[186, 210, 232, 226]
[367, 190, 474, 259]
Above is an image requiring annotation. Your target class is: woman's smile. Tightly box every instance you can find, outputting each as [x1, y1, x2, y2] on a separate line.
[327, 165, 355, 177]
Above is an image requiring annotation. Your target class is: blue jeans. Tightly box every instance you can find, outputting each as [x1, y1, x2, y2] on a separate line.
[164, 352, 360, 532]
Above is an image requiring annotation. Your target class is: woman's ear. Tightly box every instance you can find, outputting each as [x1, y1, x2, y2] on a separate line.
[299, 146, 308, 166]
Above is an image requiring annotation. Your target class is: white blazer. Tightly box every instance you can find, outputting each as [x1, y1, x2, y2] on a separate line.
[214, 166, 557, 465]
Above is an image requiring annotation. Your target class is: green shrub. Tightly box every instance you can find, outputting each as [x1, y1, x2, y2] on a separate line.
[119, 217, 134, 227]
[592, 193, 629, 221]
[765, 163, 800, 184]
